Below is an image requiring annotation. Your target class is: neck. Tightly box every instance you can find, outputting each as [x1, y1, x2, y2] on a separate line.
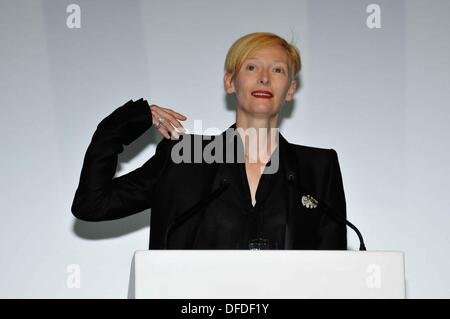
[235, 108, 280, 165]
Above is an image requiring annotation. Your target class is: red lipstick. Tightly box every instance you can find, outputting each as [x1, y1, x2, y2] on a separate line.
[251, 90, 273, 99]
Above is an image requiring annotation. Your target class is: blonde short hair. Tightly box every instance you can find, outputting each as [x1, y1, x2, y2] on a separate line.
[224, 32, 301, 82]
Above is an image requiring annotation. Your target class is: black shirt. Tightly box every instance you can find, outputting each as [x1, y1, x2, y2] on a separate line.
[191, 129, 288, 249]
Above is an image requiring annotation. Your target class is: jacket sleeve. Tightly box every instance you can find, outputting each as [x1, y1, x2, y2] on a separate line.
[71, 98, 171, 221]
[316, 149, 348, 250]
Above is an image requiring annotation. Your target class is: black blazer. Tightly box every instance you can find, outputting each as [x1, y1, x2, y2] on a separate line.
[71, 98, 347, 250]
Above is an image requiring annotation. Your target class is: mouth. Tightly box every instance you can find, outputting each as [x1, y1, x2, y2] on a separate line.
[251, 90, 273, 99]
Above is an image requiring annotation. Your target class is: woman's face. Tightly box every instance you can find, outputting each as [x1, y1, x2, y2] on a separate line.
[224, 45, 297, 118]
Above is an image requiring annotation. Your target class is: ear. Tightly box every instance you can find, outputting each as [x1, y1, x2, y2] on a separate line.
[224, 73, 236, 94]
[285, 80, 297, 102]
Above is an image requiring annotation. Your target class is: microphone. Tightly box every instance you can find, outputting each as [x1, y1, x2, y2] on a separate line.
[286, 171, 367, 251]
[163, 178, 230, 249]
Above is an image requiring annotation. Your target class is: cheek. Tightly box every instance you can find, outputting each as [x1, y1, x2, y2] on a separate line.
[279, 82, 291, 96]
[234, 80, 251, 96]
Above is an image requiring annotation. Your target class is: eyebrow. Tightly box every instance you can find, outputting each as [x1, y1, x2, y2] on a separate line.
[245, 58, 288, 65]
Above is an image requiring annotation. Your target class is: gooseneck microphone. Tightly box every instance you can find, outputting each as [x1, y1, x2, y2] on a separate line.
[163, 178, 230, 249]
[286, 171, 367, 251]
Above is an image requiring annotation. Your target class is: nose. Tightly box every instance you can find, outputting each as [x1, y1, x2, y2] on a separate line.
[259, 74, 269, 85]
[258, 68, 270, 85]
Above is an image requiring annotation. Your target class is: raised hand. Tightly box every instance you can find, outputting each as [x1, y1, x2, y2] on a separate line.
[149, 103, 188, 139]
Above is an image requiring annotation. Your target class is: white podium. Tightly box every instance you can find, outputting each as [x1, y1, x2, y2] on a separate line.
[127, 250, 406, 299]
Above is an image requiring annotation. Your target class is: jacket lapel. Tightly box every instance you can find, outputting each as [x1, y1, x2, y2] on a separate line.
[280, 134, 322, 249]
[279, 133, 300, 249]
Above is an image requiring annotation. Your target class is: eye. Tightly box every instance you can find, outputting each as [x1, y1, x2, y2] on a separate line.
[246, 64, 256, 71]
[274, 67, 285, 73]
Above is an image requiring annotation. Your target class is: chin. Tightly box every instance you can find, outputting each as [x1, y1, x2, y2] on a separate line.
[238, 101, 279, 115]
[252, 103, 278, 112]
[248, 108, 279, 118]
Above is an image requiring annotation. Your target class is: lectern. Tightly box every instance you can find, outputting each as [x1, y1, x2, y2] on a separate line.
[127, 250, 406, 299]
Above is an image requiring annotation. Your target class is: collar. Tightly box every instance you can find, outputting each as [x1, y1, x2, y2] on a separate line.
[217, 123, 298, 180]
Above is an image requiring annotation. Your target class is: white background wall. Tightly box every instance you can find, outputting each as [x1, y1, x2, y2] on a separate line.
[0, 0, 449, 298]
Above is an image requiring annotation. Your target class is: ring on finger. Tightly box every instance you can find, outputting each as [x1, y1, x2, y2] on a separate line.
[154, 116, 166, 129]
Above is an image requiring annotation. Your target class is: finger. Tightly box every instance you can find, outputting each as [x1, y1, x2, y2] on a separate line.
[164, 108, 188, 120]
[158, 126, 171, 139]
[153, 105, 187, 127]
[159, 119, 180, 139]
[159, 109, 187, 133]
[151, 108, 167, 129]
[151, 111, 170, 138]
[151, 112, 167, 134]
[150, 106, 185, 137]
[153, 107, 175, 126]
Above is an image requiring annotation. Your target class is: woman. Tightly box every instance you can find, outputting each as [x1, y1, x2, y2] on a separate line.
[71, 32, 348, 250]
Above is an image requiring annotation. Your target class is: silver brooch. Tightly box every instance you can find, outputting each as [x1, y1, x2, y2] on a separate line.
[301, 195, 318, 209]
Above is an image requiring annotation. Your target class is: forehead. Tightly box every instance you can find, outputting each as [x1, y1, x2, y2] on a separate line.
[246, 46, 288, 64]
